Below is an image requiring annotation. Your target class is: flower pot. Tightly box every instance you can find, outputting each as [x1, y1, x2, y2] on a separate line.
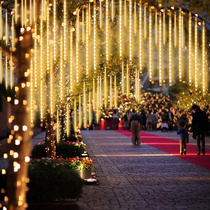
[77, 169, 92, 180]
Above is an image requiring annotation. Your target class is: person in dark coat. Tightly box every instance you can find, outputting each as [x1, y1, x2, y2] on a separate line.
[129, 110, 143, 146]
[191, 104, 208, 155]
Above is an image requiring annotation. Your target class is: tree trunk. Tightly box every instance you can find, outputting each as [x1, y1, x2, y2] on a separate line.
[6, 26, 33, 210]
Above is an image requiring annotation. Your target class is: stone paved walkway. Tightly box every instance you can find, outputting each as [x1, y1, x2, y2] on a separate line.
[1, 131, 210, 209]
[77, 130, 210, 210]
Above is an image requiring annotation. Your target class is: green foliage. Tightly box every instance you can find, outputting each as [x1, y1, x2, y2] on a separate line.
[31, 143, 47, 159]
[169, 81, 210, 110]
[28, 159, 83, 202]
[56, 141, 85, 158]
[31, 141, 86, 159]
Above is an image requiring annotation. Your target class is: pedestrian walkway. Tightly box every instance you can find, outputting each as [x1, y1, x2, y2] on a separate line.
[77, 130, 210, 210]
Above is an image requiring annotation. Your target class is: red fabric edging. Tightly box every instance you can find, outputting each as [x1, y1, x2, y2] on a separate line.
[116, 130, 210, 171]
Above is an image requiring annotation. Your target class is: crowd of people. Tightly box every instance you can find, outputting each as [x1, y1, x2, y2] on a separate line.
[102, 92, 210, 132]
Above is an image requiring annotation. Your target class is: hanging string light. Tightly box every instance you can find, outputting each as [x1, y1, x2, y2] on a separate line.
[11, 14, 15, 49]
[182, 11, 184, 48]
[34, 22, 37, 88]
[194, 15, 198, 90]
[178, 8, 182, 82]
[144, 3, 147, 39]
[30, 56, 33, 126]
[21, 0, 23, 27]
[79, 94, 82, 128]
[100, 0, 102, 29]
[15, 0, 18, 23]
[40, 0, 44, 122]
[5, 55, 8, 89]
[202, 21, 206, 94]
[188, 12, 192, 86]
[139, 2, 142, 74]
[119, 0, 122, 59]
[174, 10, 177, 47]
[126, 63, 129, 97]
[5, 10, 8, 45]
[60, 30, 63, 101]
[70, 22, 73, 93]
[155, 9, 158, 45]
[10, 54, 13, 88]
[110, 74, 112, 108]
[30, 0, 32, 25]
[121, 62, 124, 94]
[114, 73, 117, 108]
[76, 8, 79, 84]
[129, 0, 132, 62]
[53, 0, 56, 62]
[159, 11, 162, 86]
[104, 67, 107, 108]
[83, 81, 87, 128]
[163, 9, 165, 45]
[86, 7, 89, 77]
[89, 91, 92, 125]
[93, 0, 96, 74]
[169, 10, 172, 86]
[148, 7, 152, 82]
[112, 0, 114, 22]
[50, 44, 54, 118]
[63, 0, 67, 63]
[93, 78, 95, 110]
[74, 99, 77, 132]
[134, 0, 137, 34]
[124, 0, 126, 26]
[106, 0, 109, 62]
[82, 8, 85, 43]
[89, 2, 91, 36]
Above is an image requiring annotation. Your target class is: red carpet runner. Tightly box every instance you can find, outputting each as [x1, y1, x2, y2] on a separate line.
[116, 130, 210, 171]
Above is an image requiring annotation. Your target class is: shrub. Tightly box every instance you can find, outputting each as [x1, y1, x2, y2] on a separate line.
[31, 143, 46, 159]
[28, 158, 83, 202]
[32, 141, 86, 159]
[56, 141, 85, 158]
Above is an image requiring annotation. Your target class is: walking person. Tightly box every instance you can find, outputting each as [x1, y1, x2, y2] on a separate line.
[191, 104, 208, 155]
[113, 109, 120, 130]
[129, 110, 143, 146]
[152, 110, 158, 131]
[177, 121, 189, 155]
[123, 112, 128, 130]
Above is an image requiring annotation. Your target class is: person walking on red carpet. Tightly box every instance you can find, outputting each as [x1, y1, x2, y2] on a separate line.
[191, 104, 208, 155]
[129, 110, 143, 146]
[177, 121, 189, 155]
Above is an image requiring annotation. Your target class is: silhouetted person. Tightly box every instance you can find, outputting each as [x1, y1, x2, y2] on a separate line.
[191, 104, 208, 155]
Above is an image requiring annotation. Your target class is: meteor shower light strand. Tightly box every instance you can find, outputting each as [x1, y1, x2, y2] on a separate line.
[188, 12, 192, 85]
[106, 0, 109, 62]
[129, 0, 132, 62]
[86, 7, 89, 77]
[93, 0, 96, 74]
[64, 0, 67, 62]
[139, 2, 142, 73]
[174, 11, 177, 47]
[34, 23, 37, 88]
[202, 21, 205, 94]
[53, 0, 56, 62]
[159, 11, 162, 86]
[40, 3, 44, 122]
[119, 0, 122, 59]
[178, 8, 182, 82]
[70, 22, 73, 93]
[169, 11, 172, 86]
[148, 7, 152, 81]
[76, 8, 79, 83]
[194, 16, 198, 90]
[144, 4, 147, 39]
